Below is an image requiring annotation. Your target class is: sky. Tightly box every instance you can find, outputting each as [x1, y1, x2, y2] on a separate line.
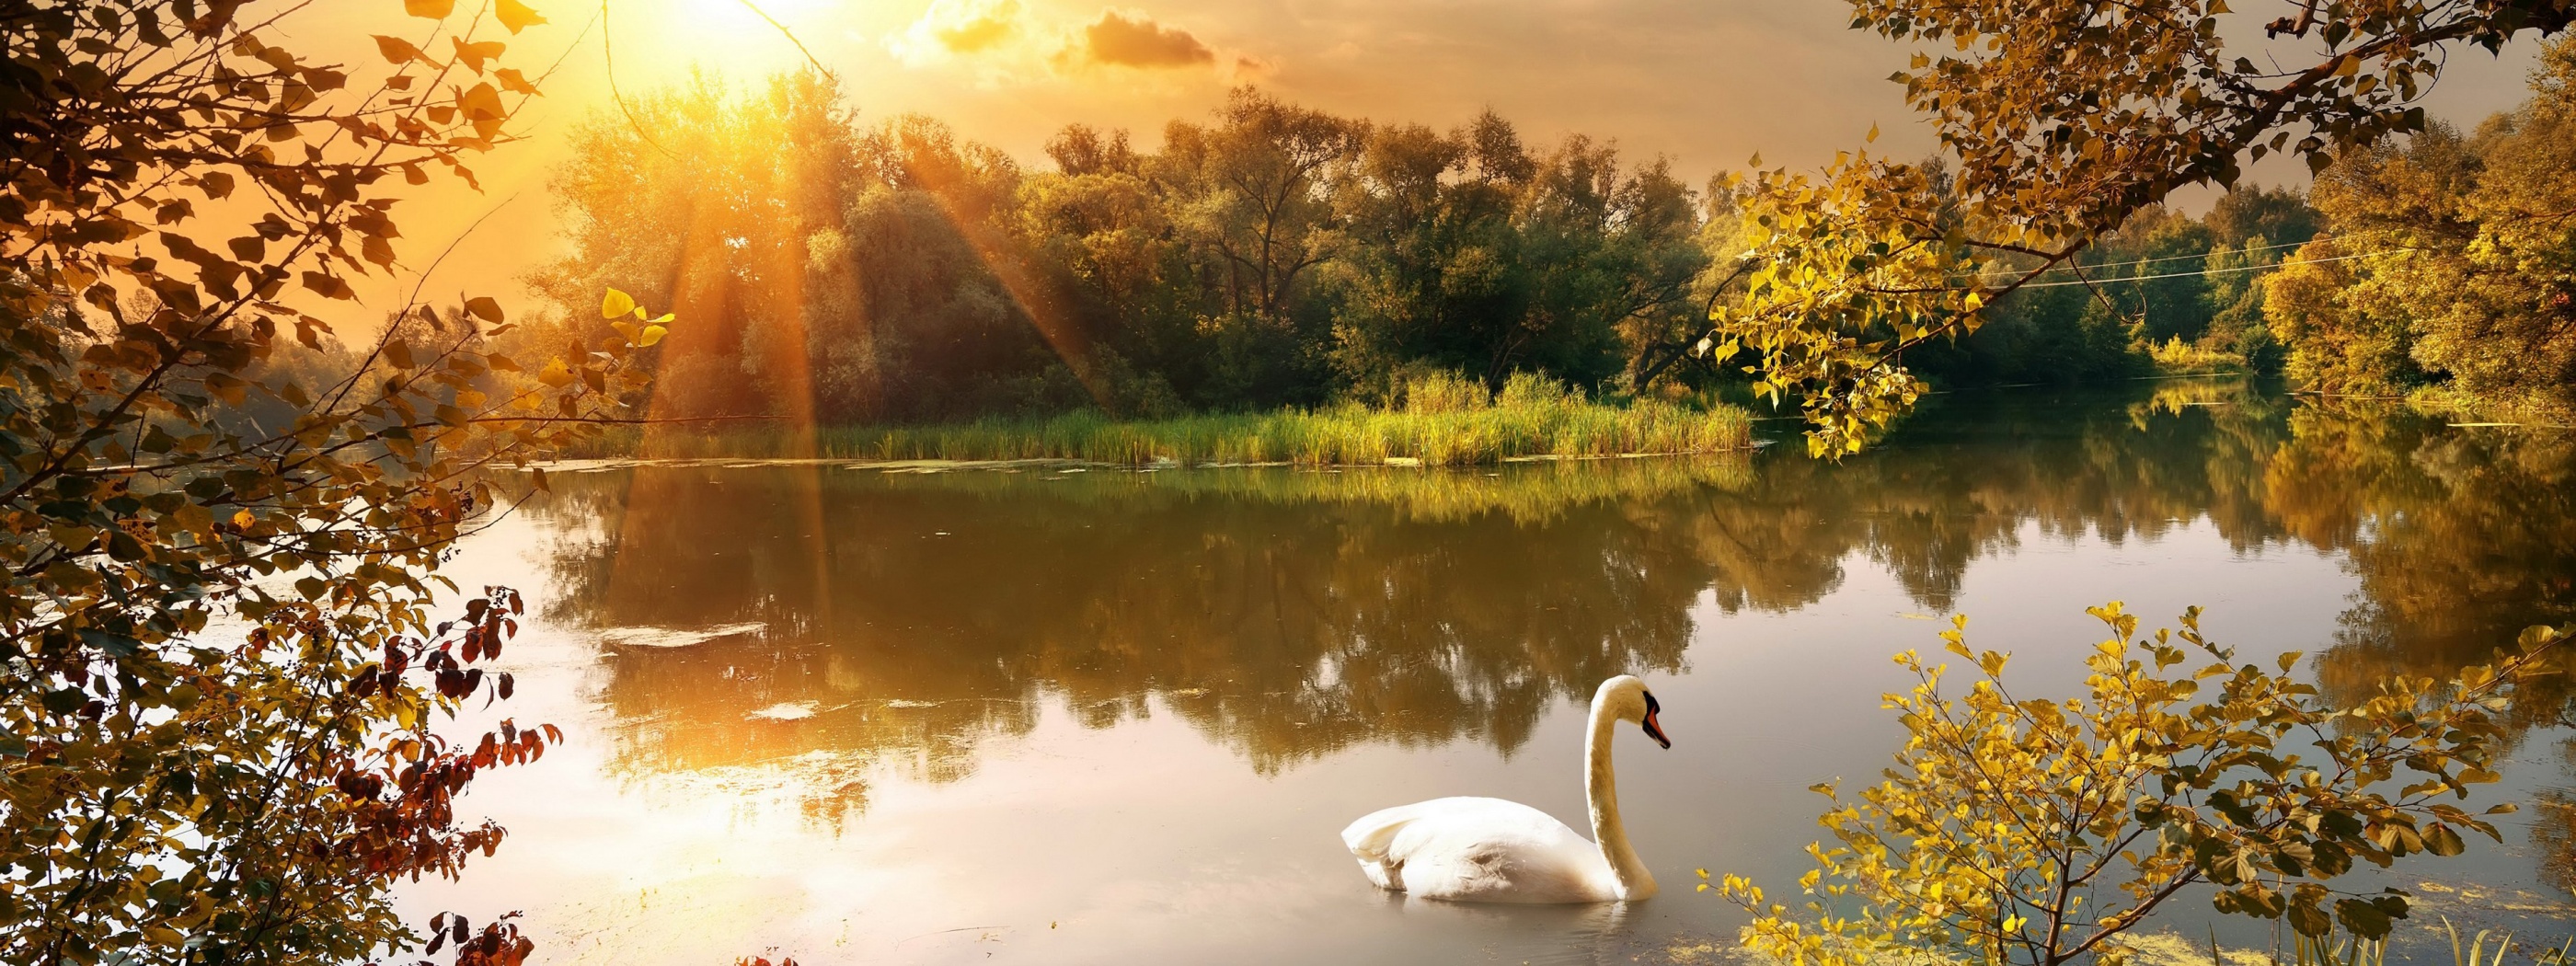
[274, 0, 2551, 321]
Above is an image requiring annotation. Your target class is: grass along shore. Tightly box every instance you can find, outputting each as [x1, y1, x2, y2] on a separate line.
[593, 377, 1754, 467]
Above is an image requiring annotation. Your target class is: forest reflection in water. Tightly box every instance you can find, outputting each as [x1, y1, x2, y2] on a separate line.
[526, 379, 2576, 847]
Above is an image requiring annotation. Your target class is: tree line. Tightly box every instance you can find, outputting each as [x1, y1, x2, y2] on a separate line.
[528, 76, 1711, 422]
[524, 75, 2356, 427]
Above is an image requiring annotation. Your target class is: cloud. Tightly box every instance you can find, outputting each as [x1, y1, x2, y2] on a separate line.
[1076, 10, 1214, 69]
[888, 0, 1024, 64]
[937, 16, 1015, 53]
[887, 2, 1256, 84]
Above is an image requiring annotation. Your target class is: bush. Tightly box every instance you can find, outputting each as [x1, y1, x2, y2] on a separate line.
[1717, 604, 2573, 966]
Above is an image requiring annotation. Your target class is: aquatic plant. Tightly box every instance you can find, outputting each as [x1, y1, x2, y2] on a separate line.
[589, 387, 1754, 467]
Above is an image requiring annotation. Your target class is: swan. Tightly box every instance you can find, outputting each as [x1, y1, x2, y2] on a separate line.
[1340, 675, 1671, 903]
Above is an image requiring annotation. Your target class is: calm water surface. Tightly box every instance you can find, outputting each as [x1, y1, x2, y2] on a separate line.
[401, 381, 2576, 963]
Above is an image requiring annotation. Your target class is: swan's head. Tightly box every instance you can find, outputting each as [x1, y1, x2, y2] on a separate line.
[1597, 675, 1671, 749]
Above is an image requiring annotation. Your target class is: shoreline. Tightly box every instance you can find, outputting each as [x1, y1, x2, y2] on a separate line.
[523, 446, 1769, 475]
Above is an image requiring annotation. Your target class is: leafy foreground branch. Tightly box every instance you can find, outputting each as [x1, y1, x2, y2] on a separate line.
[1715, 604, 2576, 966]
[3, 3, 674, 964]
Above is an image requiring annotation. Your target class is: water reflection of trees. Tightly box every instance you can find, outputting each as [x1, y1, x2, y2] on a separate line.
[535, 460, 1738, 810]
[529, 383, 2576, 830]
[2278, 409, 2576, 709]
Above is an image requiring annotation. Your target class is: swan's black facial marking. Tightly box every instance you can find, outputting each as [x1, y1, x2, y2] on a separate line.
[1639, 690, 1670, 749]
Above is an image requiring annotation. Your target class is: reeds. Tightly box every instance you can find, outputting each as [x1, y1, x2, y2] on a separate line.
[597, 375, 1754, 467]
[2148, 336, 2251, 375]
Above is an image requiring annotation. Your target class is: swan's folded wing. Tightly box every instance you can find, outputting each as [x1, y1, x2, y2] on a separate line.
[1341, 801, 1432, 861]
[1342, 797, 1606, 900]
[1342, 800, 1437, 891]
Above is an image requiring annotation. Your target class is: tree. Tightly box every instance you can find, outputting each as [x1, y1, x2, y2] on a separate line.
[1511, 141, 1708, 392]
[1699, 0, 2576, 454]
[1326, 115, 1709, 398]
[1718, 605, 2575, 965]
[2268, 36, 2576, 412]
[1157, 89, 1364, 406]
[1017, 125, 1202, 416]
[3, 3, 662, 962]
[534, 70, 857, 421]
[1325, 115, 1524, 400]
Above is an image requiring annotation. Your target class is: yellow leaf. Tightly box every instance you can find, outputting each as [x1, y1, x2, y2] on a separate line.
[232, 511, 256, 529]
[537, 360, 573, 387]
[497, 0, 549, 34]
[601, 288, 636, 319]
[638, 324, 668, 348]
[405, 0, 456, 18]
[1868, 122, 1880, 144]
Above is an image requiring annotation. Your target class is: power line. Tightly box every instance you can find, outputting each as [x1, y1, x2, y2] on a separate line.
[1965, 237, 2316, 281]
[2007, 250, 2386, 289]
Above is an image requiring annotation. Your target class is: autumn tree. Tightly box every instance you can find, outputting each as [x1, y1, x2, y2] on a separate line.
[1699, 0, 2576, 454]
[3, 2, 668, 962]
[2265, 35, 2576, 412]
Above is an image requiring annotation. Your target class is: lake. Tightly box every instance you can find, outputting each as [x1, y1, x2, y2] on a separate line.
[398, 379, 2576, 964]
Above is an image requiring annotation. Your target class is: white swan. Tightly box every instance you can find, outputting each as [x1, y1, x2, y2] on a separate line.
[1340, 675, 1671, 903]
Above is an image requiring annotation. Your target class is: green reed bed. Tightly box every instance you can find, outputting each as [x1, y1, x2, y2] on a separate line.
[719, 401, 1744, 466]
[891, 455, 1760, 525]
[601, 375, 1754, 466]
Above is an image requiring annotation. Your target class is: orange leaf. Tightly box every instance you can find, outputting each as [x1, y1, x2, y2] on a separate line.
[450, 38, 505, 74]
[374, 35, 422, 63]
[456, 81, 506, 121]
[405, 0, 455, 17]
[495, 68, 538, 96]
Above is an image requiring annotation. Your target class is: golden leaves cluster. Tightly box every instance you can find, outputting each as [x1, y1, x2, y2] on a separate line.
[1716, 604, 2570, 965]
[1707, 0, 2573, 455]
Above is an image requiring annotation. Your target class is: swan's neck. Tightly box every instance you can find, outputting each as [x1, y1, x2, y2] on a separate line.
[1584, 697, 1656, 900]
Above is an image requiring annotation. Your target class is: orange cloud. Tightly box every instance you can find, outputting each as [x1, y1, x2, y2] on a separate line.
[935, 7, 1016, 52]
[1078, 10, 1214, 69]
[889, 0, 1025, 65]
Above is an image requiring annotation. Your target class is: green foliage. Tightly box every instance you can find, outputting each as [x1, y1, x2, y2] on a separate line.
[2, 3, 659, 963]
[1716, 604, 2572, 966]
[2292, 930, 2385, 966]
[537, 85, 1719, 424]
[2266, 35, 2576, 415]
[1902, 190, 2320, 386]
[595, 372, 1749, 467]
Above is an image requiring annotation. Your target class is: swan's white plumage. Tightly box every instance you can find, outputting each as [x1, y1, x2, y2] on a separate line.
[1340, 796, 1617, 903]
[1340, 675, 1667, 903]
